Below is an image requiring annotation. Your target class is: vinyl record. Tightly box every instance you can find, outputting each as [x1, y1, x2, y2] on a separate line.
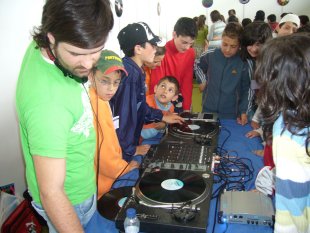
[115, 0, 123, 17]
[138, 170, 206, 204]
[97, 186, 133, 220]
[170, 120, 216, 135]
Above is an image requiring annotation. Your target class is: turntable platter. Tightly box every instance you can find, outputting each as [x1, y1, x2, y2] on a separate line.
[136, 170, 210, 205]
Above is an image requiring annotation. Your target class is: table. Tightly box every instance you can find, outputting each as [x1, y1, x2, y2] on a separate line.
[207, 119, 273, 233]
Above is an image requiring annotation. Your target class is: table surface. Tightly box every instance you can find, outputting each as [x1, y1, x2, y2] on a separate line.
[207, 119, 273, 233]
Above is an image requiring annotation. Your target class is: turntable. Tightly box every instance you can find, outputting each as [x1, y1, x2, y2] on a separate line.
[115, 169, 213, 233]
[168, 112, 220, 146]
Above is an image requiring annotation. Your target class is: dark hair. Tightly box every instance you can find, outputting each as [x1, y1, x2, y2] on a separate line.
[210, 10, 222, 23]
[242, 18, 252, 28]
[158, 76, 180, 94]
[299, 15, 310, 26]
[255, 33, 310, 156]
[155, 46, 166, 56]
[267, 14, 276, 23]
[222, 22, 244, 44]
[33, 0, 114, 49]
[174, 17, 198, 39]
[228, 9, 236, 16]
[254, 10, 265, 22]
[297, 24, 310, 33]
[240, 22, 272, 60]
[197, 15, 207, 30]
[227, 15, 239, 24]
[122, 43, 146, 57]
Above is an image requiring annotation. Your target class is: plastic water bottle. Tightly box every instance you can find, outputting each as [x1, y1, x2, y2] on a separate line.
[124, 208, 140, 233]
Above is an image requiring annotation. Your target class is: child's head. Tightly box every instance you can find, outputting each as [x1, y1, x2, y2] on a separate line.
[154, 76, 179, 105]
[89, 50, 127, 101]
[221, 22, 243, 58]
[173, 17, 198, 53]
[241, 22, 272, 60]
[277, 13, 300, 36]
[117, 22, 160, 62]
[255, 33, 310, 129]
[144, 44, 166, 69]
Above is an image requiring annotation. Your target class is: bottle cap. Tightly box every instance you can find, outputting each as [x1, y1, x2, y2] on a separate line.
[126, 208, 136, 218]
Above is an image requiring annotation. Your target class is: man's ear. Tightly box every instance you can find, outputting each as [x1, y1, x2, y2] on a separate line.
[47, 32, 55, 46]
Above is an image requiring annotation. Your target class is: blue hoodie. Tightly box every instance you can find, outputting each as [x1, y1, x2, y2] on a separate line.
[110, 56, 163, 161]
[194, 48, 250, 119]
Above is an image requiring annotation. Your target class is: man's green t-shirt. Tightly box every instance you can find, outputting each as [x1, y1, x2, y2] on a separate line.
[16, 41, 96, 205]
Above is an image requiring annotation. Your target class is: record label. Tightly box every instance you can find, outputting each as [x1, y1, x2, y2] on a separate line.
[161, 179, 184, 191]
[188, 124, 200, 130]
[117, 197, 127, 208]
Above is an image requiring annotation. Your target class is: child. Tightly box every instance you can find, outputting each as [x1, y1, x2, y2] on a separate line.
[276, 13, 300, 36]
[111, 22, 183, 162]
[150, 17, 198, 112]
[88, 50, 140, 199]
[143, 44, 166, 95]
[254, 33, 310, 233]
[141, 76, 180, 145]
[194, 22, 250, 125]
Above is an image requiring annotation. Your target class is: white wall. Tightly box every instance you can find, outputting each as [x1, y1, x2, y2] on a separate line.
[1, 0, 309, 196]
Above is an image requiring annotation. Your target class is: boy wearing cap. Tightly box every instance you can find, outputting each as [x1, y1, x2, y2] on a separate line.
[276, 13, 300, 36]
[88, 50, 139, 199]
[111, 22, 183, 162]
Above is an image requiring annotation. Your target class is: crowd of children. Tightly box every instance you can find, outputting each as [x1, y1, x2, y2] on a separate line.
[16, 1, 310, 231]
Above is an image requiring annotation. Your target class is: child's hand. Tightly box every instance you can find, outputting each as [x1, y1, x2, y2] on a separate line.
[135, 144, 151, 156]
[127, 160, 140, 171]
[251, 121, 260, 129]
[246, 130, 260, 138]
[237, 113, 248, 125]
[199, 83, 206, 92]
[162, 113, 184, 125]
[154, 122, 166, 130]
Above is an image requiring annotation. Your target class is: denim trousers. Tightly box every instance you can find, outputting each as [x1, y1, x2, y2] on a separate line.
[32, 194, 96, 233]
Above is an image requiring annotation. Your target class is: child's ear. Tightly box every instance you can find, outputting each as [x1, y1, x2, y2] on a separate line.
[172, 94, 179, 102]
[154, 85, 157, 93]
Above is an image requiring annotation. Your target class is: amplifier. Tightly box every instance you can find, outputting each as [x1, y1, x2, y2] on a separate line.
[218, 191, 274, 227]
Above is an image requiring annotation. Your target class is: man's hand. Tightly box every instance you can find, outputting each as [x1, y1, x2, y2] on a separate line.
[199, 83, 206, 92]
[135, 144, 151, 156]
[162, 113, 184, 125]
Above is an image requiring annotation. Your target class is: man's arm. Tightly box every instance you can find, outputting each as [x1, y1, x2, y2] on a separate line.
[33, 156, 84, 233]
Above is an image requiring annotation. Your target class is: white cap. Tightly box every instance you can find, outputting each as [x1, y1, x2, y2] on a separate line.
[279, 14, 300, 28]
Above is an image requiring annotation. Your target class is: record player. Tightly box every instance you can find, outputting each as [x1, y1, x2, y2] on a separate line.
[114, 168, 213, 233]
[167, 112, 220, 147]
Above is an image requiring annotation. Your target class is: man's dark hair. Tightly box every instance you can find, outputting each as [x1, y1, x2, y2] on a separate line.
[174, 17, 198, 39]
[267, 14, 276, 23]
[33, 0, 114, 49]
[242, 18, 252, 28]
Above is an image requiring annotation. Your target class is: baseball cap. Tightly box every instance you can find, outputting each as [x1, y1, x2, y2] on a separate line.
[279, 13, 300, 28]
[117, 22, 161, 51]
[96, 50, 128, 76]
